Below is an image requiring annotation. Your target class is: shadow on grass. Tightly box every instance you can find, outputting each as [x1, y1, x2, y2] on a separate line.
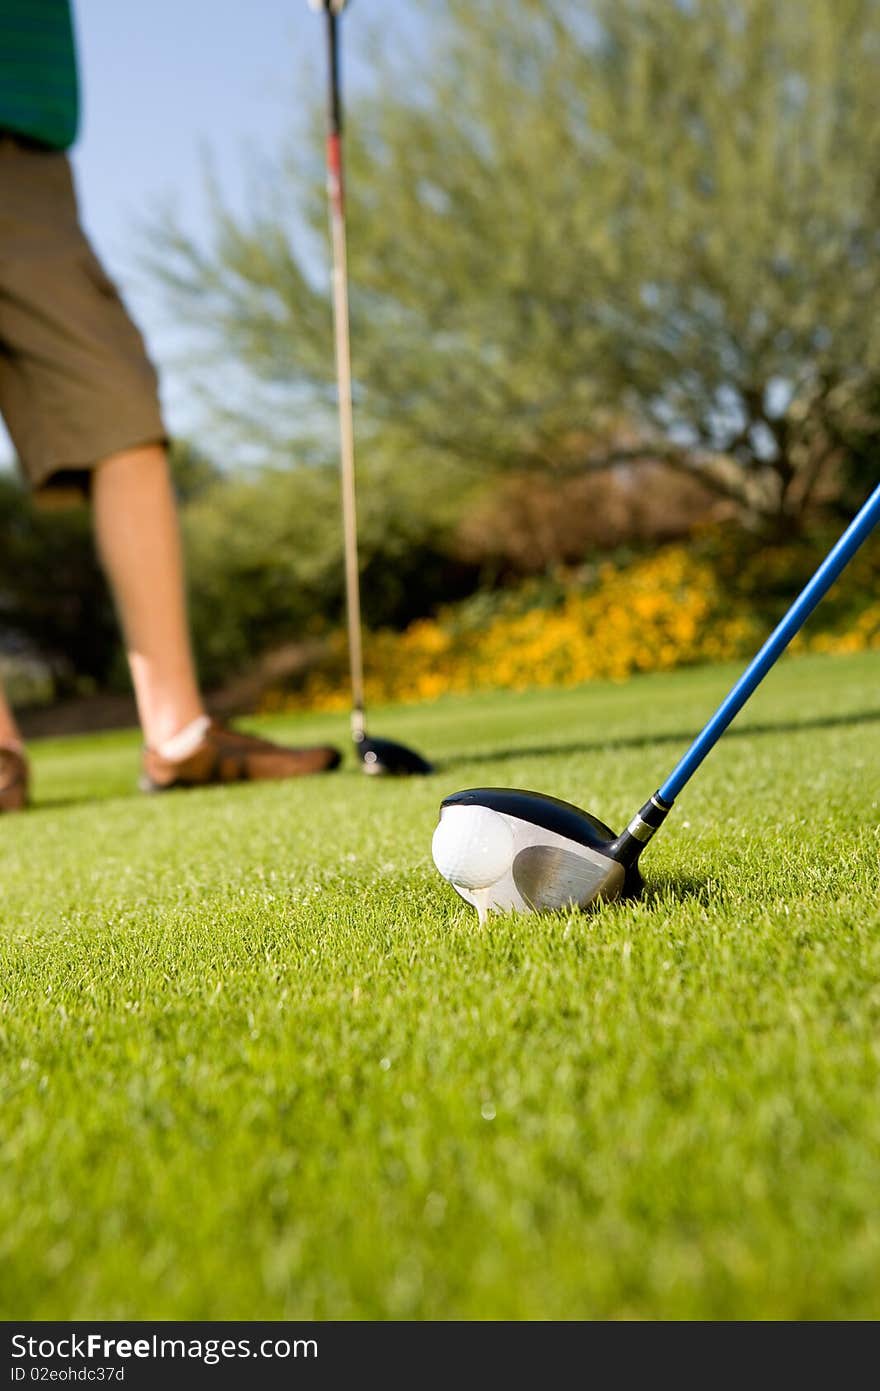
[23, 705, 880, 814]
[27, 789, 140, 814]
[638, 874, 715, 910]
[437, 706, 880, 772]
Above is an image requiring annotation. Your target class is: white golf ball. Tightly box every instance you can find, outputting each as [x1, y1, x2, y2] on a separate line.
[431, 806, 515, 890]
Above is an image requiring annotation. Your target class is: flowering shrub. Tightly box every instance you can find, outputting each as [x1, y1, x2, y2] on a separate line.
[261, 537, 880, 713]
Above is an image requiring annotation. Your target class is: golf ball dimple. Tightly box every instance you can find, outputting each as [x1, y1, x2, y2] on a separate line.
[431, 806, 515, 890]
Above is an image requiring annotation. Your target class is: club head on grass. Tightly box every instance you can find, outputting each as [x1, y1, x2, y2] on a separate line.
[355, 734, 434, 776]
[432, 787, 644, 923]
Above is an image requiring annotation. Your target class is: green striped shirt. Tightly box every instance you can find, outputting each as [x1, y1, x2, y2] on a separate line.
[0, 0, 78, 150]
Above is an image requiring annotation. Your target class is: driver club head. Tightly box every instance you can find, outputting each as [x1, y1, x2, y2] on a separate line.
[431, 787, 645, 922]
[355, 733, 434, 776]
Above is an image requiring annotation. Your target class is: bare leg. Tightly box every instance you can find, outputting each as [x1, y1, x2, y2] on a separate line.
[92, 444, 205, 748]
[0, 680, 23, 749]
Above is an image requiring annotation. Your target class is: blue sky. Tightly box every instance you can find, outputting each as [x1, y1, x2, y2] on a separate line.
[2, 0, 420, 464]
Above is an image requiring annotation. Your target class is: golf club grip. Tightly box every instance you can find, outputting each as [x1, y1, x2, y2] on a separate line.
[323, 6, 366, 726]
[658, 480, 880, 805]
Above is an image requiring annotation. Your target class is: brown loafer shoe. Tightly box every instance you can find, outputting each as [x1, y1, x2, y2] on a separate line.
[140, 719, 342, 792]
[0, 746, 29, 812]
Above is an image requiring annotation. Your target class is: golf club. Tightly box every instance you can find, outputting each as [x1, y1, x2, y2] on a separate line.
[312, 0, 433, 776]
[432, 481, 880, 921]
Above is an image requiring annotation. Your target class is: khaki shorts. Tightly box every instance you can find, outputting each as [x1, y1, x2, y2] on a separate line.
[0, 136, 166, 500]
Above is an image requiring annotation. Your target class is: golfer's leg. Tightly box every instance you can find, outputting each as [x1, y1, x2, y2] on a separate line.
[0, 681, 23, 749]
[92, 444, 205, 749]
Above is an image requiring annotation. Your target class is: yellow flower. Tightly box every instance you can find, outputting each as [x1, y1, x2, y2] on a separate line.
[262, 539, 880, 713]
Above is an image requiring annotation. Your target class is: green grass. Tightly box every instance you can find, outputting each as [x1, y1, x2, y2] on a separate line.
[1, 649, 879, 1320]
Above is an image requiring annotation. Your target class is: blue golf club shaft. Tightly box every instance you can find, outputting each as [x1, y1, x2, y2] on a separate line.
[657, 481, 880, 806]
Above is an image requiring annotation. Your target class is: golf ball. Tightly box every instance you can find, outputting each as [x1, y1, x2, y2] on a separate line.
[431, 806, 515, 890]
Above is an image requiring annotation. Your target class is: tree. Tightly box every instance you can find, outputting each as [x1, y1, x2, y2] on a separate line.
[180, 457, 477, 689]
[0, 438, 474, 700]
[0, 474, 117, 695]
[148, 0, 880, 534]
[167, 438, 223, 504]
